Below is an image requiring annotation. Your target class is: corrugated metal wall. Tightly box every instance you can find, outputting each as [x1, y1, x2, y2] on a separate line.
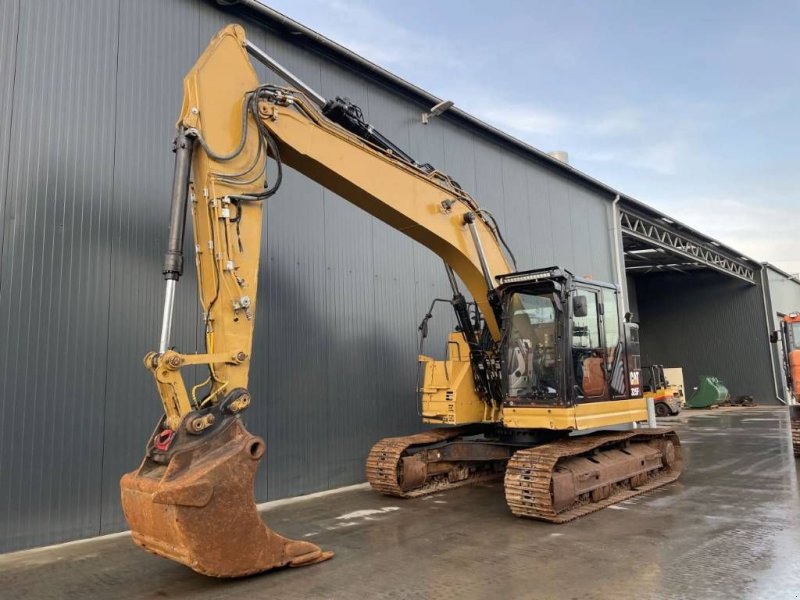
[764, 266, 800, 399]
[766, 267, 800, 320]
[0, 0, 617, 551]
[626, 274, 640, 317]
[631, 271, 777, 403]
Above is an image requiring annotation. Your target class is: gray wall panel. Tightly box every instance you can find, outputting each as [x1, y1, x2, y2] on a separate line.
[473, 137, 507, 228]
[98, 0, 203, 535]
[526, 169, 557, 268]
[0, 0, 119, 549]
[259, 49, 331, 500]
[626, 275, 640, 319]
[0, 0, 20, 275]
[500, 154, 533, 269]
[261, 166, 330, 498]
[632, 271, 776, 403]
[548, 177, 577, 271]
[568, 189, 593, 277]
[766, 267, 800, 320]
[0, 0, 620, 551]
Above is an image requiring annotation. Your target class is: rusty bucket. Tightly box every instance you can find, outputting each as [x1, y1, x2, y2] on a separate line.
[120, 416, 333, 577]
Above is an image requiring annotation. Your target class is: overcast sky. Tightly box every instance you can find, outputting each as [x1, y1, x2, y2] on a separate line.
[266, 0, 799, 274]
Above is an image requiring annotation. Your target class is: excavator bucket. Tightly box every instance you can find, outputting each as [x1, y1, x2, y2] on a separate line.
[120, 417, 332, 577]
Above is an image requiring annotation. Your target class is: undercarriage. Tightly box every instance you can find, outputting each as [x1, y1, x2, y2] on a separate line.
[367, 425, 681, 522]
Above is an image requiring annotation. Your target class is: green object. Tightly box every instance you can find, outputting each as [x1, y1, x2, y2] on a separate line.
[687, 376, 730, 408]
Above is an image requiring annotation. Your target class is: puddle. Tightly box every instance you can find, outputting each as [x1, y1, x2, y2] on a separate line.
[336, 507, 400, 520]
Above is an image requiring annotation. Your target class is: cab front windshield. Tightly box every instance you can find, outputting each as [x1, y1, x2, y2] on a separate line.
[505, 292, 560, 401]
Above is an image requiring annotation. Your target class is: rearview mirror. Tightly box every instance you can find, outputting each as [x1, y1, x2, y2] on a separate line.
[573, 295, 588, 318]
[769, 331, 779, 344]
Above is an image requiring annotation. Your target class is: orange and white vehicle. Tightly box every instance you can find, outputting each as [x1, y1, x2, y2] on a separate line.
[771, 312, 800, 456]
[775, 313, 800, 402]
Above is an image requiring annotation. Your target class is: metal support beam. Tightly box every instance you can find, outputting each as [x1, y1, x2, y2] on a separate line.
[620, 210, 755, 284]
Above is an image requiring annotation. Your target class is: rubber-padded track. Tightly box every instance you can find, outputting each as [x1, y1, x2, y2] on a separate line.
[504, 428, 682, 523]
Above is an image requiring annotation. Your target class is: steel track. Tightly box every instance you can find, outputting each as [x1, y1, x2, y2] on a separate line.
[504, 428, 682, 523]
[366, 427, 682, 522]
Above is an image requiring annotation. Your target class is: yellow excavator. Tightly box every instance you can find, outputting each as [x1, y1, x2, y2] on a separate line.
[121, 25, 682, 578]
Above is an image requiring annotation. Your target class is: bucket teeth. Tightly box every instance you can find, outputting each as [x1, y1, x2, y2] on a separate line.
[120, 417, 333, 578]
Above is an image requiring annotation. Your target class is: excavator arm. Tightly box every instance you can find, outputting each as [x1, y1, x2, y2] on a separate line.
[121, 25, 514, 577]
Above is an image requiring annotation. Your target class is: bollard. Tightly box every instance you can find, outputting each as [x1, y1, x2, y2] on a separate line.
[646, 397, 657, 428]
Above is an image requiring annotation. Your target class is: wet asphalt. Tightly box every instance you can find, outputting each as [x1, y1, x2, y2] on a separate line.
[0, 406, 798, 600]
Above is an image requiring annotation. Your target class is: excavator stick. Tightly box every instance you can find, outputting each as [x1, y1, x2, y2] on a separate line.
[121, 414, 332, 577]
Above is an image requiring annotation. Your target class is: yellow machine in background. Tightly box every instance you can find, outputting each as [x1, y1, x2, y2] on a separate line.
[121, 25, 681, 577]
[663, 367, 686, 406]
[642, 365, 682, 417]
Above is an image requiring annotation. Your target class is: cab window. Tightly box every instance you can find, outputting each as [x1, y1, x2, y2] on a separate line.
[573, 292, 599, 349]
[572, 290, 607, 399]
[602, 289, 620, 365]
[505, 293, 560, 401]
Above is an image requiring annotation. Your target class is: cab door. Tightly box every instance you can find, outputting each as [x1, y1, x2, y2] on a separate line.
[600, 288, 627, 397]
[572, 288, 609, 401]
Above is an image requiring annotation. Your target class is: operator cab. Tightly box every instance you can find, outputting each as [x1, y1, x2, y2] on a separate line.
[496, 267, 641, 409]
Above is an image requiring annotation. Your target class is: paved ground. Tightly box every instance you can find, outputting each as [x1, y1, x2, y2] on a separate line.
[1, 406, 798, 600]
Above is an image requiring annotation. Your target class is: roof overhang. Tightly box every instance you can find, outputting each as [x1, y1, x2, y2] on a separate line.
[620, 207, 756, 284]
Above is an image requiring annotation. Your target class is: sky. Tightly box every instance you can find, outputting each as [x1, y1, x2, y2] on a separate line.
[265, 0, 800, 274]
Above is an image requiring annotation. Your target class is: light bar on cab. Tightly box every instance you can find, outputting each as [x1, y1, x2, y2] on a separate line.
[496, 267, 563, 285]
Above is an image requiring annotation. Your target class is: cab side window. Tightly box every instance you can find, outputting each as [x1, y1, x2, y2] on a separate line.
[573, 292, 599, 349]
[602, 288, 626, 395]
[573, 290, 607, 399]
[602, 289, 620, 364]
